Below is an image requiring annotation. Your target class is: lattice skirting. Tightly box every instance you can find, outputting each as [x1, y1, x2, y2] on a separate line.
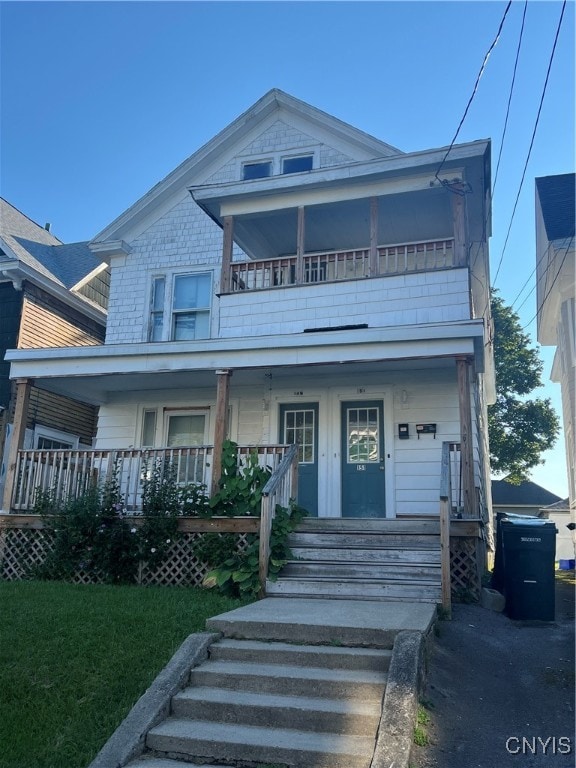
[450, 536, 481, 602]
[0, 528, 250, 587]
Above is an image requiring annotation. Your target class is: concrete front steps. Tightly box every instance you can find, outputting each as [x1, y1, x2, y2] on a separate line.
[129, 637, 391, 768]
[266, 517, 443, 603]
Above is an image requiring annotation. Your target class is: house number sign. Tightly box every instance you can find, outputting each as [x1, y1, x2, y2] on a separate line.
[356, 464, 366, 471]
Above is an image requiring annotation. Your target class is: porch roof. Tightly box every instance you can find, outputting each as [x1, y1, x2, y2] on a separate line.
[5, 319, 488, 405]
[190, 140, 491, 260]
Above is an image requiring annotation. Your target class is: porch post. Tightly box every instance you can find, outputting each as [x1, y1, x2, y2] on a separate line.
[220, 216, 234, 293]
[295, 206, 305, 284]
[2, 378, 32, 511]
[456, 356, 476, 518]
[369, 197, 379, 276]
[451, 187, 467, 267]
[211, 369, 232, 495]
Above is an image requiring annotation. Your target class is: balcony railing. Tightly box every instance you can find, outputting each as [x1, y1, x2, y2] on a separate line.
[229, 238, 455, 292]
[10, 445, 290, 513]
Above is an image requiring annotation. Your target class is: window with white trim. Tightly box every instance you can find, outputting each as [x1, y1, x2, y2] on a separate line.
[148, 272, 212, 342]
[34, 426, 79, 450]
[149, 277, 165, 341]
[141, 409, 158, 447]
[172, 273, 211, 340]
[282, 155, 313, 174]
[240, 151, 316, 180]
[242, 160, 272, 180]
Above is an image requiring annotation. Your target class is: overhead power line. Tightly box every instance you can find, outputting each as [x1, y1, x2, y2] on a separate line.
[522, 236, 574, 330]
[492, 0, 568, 286]
[492, 0, 528, 197]
[435, 1, 512, 185]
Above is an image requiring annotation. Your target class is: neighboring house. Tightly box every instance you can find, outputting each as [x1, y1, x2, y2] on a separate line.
[535, 173, 575, 512]
[492, 478, 575, 563]
[491, 477, 561, 518]
[3, 90, 495, 532]
[0, 199, 109, 497]
[539, 498, 574, 562]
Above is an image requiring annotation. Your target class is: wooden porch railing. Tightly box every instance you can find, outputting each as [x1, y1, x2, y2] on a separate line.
[258, 443, 299, 595]
[9, 445, 289, 513]
[229, 238, 455, 293]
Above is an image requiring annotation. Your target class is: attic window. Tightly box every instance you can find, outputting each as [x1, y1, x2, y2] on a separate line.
[282, 155, 313, 174]
[242, 161, 272, 180]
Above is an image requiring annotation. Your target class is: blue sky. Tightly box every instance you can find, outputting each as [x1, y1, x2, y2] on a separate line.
[1, 1, 574, 496]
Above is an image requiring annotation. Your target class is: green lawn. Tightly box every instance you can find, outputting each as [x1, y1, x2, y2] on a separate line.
[0, 580, 244, 768]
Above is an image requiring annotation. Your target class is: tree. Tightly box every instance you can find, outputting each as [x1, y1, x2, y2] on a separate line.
[488, 291, 559, 483]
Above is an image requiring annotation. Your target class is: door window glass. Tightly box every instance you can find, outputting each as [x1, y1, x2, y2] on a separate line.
[347, 407, 379, 463]
[284, 409, 315, 464]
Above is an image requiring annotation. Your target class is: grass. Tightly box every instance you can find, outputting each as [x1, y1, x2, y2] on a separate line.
[413, 703, 432, 748]
[0, 580, 245, 768]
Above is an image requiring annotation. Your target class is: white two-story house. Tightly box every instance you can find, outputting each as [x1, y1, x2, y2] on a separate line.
[3, 90, 494, 542]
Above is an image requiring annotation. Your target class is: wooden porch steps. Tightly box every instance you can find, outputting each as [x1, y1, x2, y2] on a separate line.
[266, 517, 443, 603]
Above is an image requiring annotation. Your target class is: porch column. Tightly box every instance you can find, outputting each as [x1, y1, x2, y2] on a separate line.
[450, 187, 467, 267]
[220, 216, 234, 293]
[369, 197, 379, 276]
[295, 206, 305, 284]
[211, 369, 232, 495]
[2, 378, 32, 511]
[456, 356, 476, 518]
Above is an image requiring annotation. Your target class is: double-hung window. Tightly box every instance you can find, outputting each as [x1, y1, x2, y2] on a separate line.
[172, 273, 211, 340]
[149, 272, 212, 341]
[150, 277, 165, 341]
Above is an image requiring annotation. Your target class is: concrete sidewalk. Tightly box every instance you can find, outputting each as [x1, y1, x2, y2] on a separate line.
[206, 596, 436, 648]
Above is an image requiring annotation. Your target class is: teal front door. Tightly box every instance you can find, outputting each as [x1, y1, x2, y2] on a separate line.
[341, 400, 386, 517]
[280, 403, 318, 517]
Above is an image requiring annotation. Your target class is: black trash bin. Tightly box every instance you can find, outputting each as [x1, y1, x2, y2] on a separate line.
[501, 517, 557, 620]
[491, 511, 508, 592]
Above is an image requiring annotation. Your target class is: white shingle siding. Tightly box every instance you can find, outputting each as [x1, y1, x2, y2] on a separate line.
[104, 120, 359, 345]
[219, 269, 470, 337]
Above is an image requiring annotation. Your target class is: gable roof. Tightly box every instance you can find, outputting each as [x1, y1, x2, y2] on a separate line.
[535, 173, 575, 242]
[491, 478, 562, 507]
[0, 198, 105, 291]
[541, 498, 570, 512]
[92, 88, 404, 243]
[0, 199, 108, 319]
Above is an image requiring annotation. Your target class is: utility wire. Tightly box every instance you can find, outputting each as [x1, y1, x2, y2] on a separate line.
[522, 235, 574, 330]
[492, 0, 567, 286]
[509, 234, 565, 312]
[492, 0, 528, 197]
[435, 1, 512, 185]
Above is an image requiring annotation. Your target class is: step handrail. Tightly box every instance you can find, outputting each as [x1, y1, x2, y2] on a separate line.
[259, 444, 299, 596]
[440, 441, 452, 618]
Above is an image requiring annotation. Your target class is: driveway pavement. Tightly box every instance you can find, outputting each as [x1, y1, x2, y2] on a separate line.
[411, 574, 575, 768]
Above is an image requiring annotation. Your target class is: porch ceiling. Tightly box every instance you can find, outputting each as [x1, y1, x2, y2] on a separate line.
[11, 356, 460, 406]
[230, 189, 452, 260]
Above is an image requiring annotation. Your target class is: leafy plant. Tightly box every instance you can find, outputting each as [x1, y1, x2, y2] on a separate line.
[203, 501, 308, 599]
[192, 532, 239, 567]
[34, 466, 140, 584]
[32, 458, 208, 583]
[209, 440, 272, 516]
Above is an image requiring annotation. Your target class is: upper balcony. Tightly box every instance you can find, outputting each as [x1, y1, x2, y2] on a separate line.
[191, 140, 491, 316]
